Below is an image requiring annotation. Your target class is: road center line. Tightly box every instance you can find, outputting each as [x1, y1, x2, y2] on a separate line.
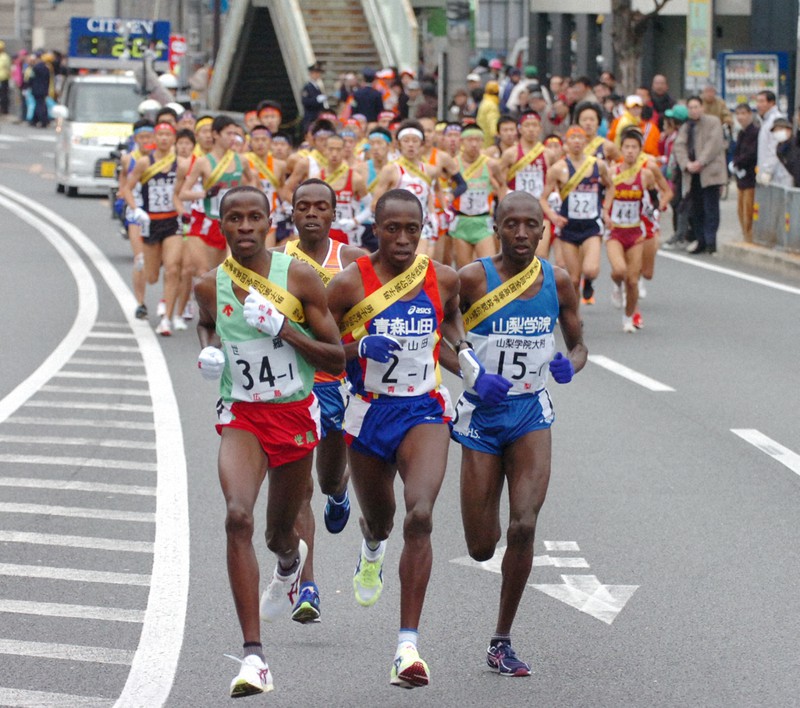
[588, 355, 675, 392]
[731, 429, 800, 477]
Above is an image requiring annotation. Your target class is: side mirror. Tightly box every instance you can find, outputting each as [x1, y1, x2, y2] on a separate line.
[52, 104, 68, 120]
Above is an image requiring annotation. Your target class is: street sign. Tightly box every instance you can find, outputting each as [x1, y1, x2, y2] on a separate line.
[169, 35, 187, 74]
[68, 17, 171, 71]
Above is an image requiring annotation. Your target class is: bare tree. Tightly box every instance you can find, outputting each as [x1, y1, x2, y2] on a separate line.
[611, 0, 673, 94]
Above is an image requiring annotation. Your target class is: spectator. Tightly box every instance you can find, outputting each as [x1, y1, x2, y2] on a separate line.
[756, 90, 787, 186]
[448, 88, 475, 122]
[731, 102, 759, 242]
[416, 84, 438, 120]
[662, 104, 691, 249]
[593, 80, 612, 106]
[467, 72, 484, 106]
[28, 53, 51, 128]
[650, 74, 675, 130]
[701, 83, 733, 129]
[608, 95, 660, 155]
[673, 95, 728, 254]
[506, 65, 539, 116]
[526, 89, 549, 123]
[476, 80, 500, 147]
[543, 94, 569, 138]
[11, 50, 28, 123]
[301, 61, 328, 131]
[635, 86, 657, 124]
[0, 41, 10, 115]
[351, 68, 384, 122]
[405, 80, 424, 119]
[773, 117, 800, 187]
[499, 67, 520, 113]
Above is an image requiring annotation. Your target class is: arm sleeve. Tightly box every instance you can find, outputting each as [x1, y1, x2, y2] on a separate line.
[451, 172, 468, 198]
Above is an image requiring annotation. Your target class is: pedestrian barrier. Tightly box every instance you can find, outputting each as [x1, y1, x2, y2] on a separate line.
[753, 184, 800, 254]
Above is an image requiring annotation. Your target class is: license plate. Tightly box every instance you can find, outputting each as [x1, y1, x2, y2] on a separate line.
[99, 161, 116, 178]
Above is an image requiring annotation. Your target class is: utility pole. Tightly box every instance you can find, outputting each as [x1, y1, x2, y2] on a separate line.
[213, 0, 221, 65]
[18, 0, 34, 50]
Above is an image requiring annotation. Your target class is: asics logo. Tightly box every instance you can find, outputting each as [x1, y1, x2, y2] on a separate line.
[408, 305, 432, 315]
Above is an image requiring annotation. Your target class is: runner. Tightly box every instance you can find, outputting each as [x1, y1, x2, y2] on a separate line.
[450, 190, 586, 677]
[121, 120, 183, 336]
[449, 124, 505, 268]
[485, 115, 518, 159]
[256, 100, 283, 136]
[273, 178, 366, 623]
[244, 124, 287, 248]
[602, 128, 671, 332]
[173, 128, 199, 324]
[179, 115, 257, 270]
[541, 125, 612, 316]
[326, 188, 510, 688]
[285, 119, 335, 189]
[194, 185, 345, 697]
[320, 133, 369, 246]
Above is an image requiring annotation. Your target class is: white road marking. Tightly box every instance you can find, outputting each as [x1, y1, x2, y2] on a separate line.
[659, 251, 800, 295]
[0, 434, 153, 449]
[80, 344, 140, 352]
[544, 541, 580, 551]
[26, 400, 153, 412]
[95, 321, 132, 329]
[0, 476, 155, 496]
[0, 688, 112, 707]
[0, 454, 156, 471]
[0, 135, 22, 142]
[588, 355, 675, 392]
[0, 185, 189, 708]
[54, 370, 148, 381]
[28, 134, 57, 143]
[731, 429, 800, 477]
[0, 639, 133, 665]
[0, 195, 97, 424]
[86, 332, 137, 340]
[41, 384, 150, 397]
[4, 416, 155, 431]
[452, 547, 589, 572]
[0, 502, 155, 523]
[0, 600, 144, 623]
[0, 530, 153, 553]
[531, 574, 639, 624]
[70, 357, 145, 367]
[0, 563, 150, 585]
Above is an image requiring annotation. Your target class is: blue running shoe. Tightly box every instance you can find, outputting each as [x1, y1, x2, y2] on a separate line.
[324, 489, 351, 534]
[486, 642, 531, 677]
[291, 582, 321, 624]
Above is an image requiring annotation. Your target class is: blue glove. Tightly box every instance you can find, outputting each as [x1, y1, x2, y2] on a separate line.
[458, 347, 512, 405]
[358, 335, 402, 363]
[549, 352, 574, 384]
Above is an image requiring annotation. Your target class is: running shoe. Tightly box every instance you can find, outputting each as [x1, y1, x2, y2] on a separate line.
[227, 654, 274, 698]
[611, 282, 624, 309]
[156, 299, 166, 317]
[291, 582, 321, 624]
[632, 311, 644, 329]
[353, 541, 385, 607]
[172, 316, 188, 332]
[638, 277, 647, 299]
[581, 277, 595, 305]
[260, 539, 308, 622]
[134, 304, 148, 320]
[390, 643, 430, 688]
[486, 642, 531, 677]
[622, 315, 636, 334]
[155, 316, 172, 336]
[324, 490, 351, 534]
[182, 301, 194, 320]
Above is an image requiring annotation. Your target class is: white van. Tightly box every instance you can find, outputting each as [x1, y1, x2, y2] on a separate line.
[53, 74, 142, 196]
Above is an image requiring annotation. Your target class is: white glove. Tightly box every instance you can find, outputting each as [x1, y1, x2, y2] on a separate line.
[197, 346, 225, 380]
[458, 347, 483, 389]
[758, 172, 772, 185]
[132, 207, 150, 226]
[336, 217, 357, 231]
[243, 287, 285, 336]
[316, 94, 328, 104]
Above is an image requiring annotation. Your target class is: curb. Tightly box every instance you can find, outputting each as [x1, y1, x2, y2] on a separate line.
[720, 240, 800, 280]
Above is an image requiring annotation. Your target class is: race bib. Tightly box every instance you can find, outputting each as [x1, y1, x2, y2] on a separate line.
[460, 188, 490, 216]
[568, 191, 599, 220]
[225, 337, 303, 402]
[149, 182, 174, 213]
[480, 333, 555, 394]
[517, 168, 544, 198]
[363, 335, 437, 396]
[208, 188, 231, 219]
[611, 200, 641, 226]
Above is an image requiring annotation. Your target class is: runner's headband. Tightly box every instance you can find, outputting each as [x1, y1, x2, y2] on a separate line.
[460, 126, 483, 138]
[565, 126, 586, 138]
[155, 122, 176, 134]
[133, 126, 155, 135]
[340, 129, 356, 139]
[443, 124, 462, 135]
[368, 131, 392, 143]
[195, 117, 213, 131]
[272, 135, 290, 144]
[250, 125, 272, 137]
[518, 112, 541, 125]
[313, 129, 334, 137]
[258, 107, 281, 116]
[397, 127, 424, 141]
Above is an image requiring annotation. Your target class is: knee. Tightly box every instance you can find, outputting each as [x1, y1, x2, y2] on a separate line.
[225, 503, 254, 540]
[506, 517, 537, 549]
[583, 264, 600, 280]
[403, 505, 433, 539]
[611, 265, 626, 281]
[467, 531, 501, 562]
[164, 261, 180, 280]
[625, 273, 639, 289]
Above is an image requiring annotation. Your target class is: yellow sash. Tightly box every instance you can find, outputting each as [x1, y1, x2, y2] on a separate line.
[367, 175, 379, 193]
[613, 154, 647, 186]
[463, 257, 542, 331]
[285, 241, 333, 286]
[192, 143, 206, 157]
[461, 154, 488, 181]
[559, 156, 597, 201]
[309, 148, 329, 169]
[340, 255, 430, 338]
[507, 144, 545, 182]
[204, 150, 236, 191]
[221, 257, 306, 323]
[323, 162, 349, 187]
[246, 152, 280, 189]
[140, 151, 176, 185]
[584, 136, 605, 157]
[396, 157, 432, 185]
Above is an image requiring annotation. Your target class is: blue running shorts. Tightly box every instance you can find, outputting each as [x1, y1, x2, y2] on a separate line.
[313, 380, 347, 438]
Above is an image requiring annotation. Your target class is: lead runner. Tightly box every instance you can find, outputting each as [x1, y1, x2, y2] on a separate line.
[193, 186, 344, 697]
[326, 188, 510, 688]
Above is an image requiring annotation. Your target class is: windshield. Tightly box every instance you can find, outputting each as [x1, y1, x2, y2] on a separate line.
[67, 83, 141, 123]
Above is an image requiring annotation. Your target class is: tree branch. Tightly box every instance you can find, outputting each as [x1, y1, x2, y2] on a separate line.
[648, 0, 672, 18]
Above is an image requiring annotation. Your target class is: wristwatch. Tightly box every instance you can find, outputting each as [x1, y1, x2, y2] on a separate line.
[453, 338, 473, 351]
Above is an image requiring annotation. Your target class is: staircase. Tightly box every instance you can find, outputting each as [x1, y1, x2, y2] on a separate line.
[299, 0, 382, 95]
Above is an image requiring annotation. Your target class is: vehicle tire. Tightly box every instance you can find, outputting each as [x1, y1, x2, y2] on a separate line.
[56, 183, 65, 194]
[66, 186, 78, 197]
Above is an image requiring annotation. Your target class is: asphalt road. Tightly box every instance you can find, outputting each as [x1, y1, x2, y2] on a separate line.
[1, 120, 799, 707]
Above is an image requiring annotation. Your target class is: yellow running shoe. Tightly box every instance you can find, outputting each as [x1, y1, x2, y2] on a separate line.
[353, 541, 385, 607]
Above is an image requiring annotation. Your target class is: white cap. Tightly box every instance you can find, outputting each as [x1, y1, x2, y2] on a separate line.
[166, 101, 185, 116]
[467, 73, 481, 82]
[158, 73, 178, 89]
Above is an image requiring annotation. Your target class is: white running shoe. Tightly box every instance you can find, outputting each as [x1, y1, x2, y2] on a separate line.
[227, 654, 273, 698]
[156, 299, 166, 317]
[622, 315, 636, 333]
[390, 642, 430, 688]
[638, 277, 647, 299]
[155, 316, 172, 337]
[260, 539, 308, 622]
[611, 282, 624, 309]
[182, 301, 194, 320]
[172, 316, 188, 332]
